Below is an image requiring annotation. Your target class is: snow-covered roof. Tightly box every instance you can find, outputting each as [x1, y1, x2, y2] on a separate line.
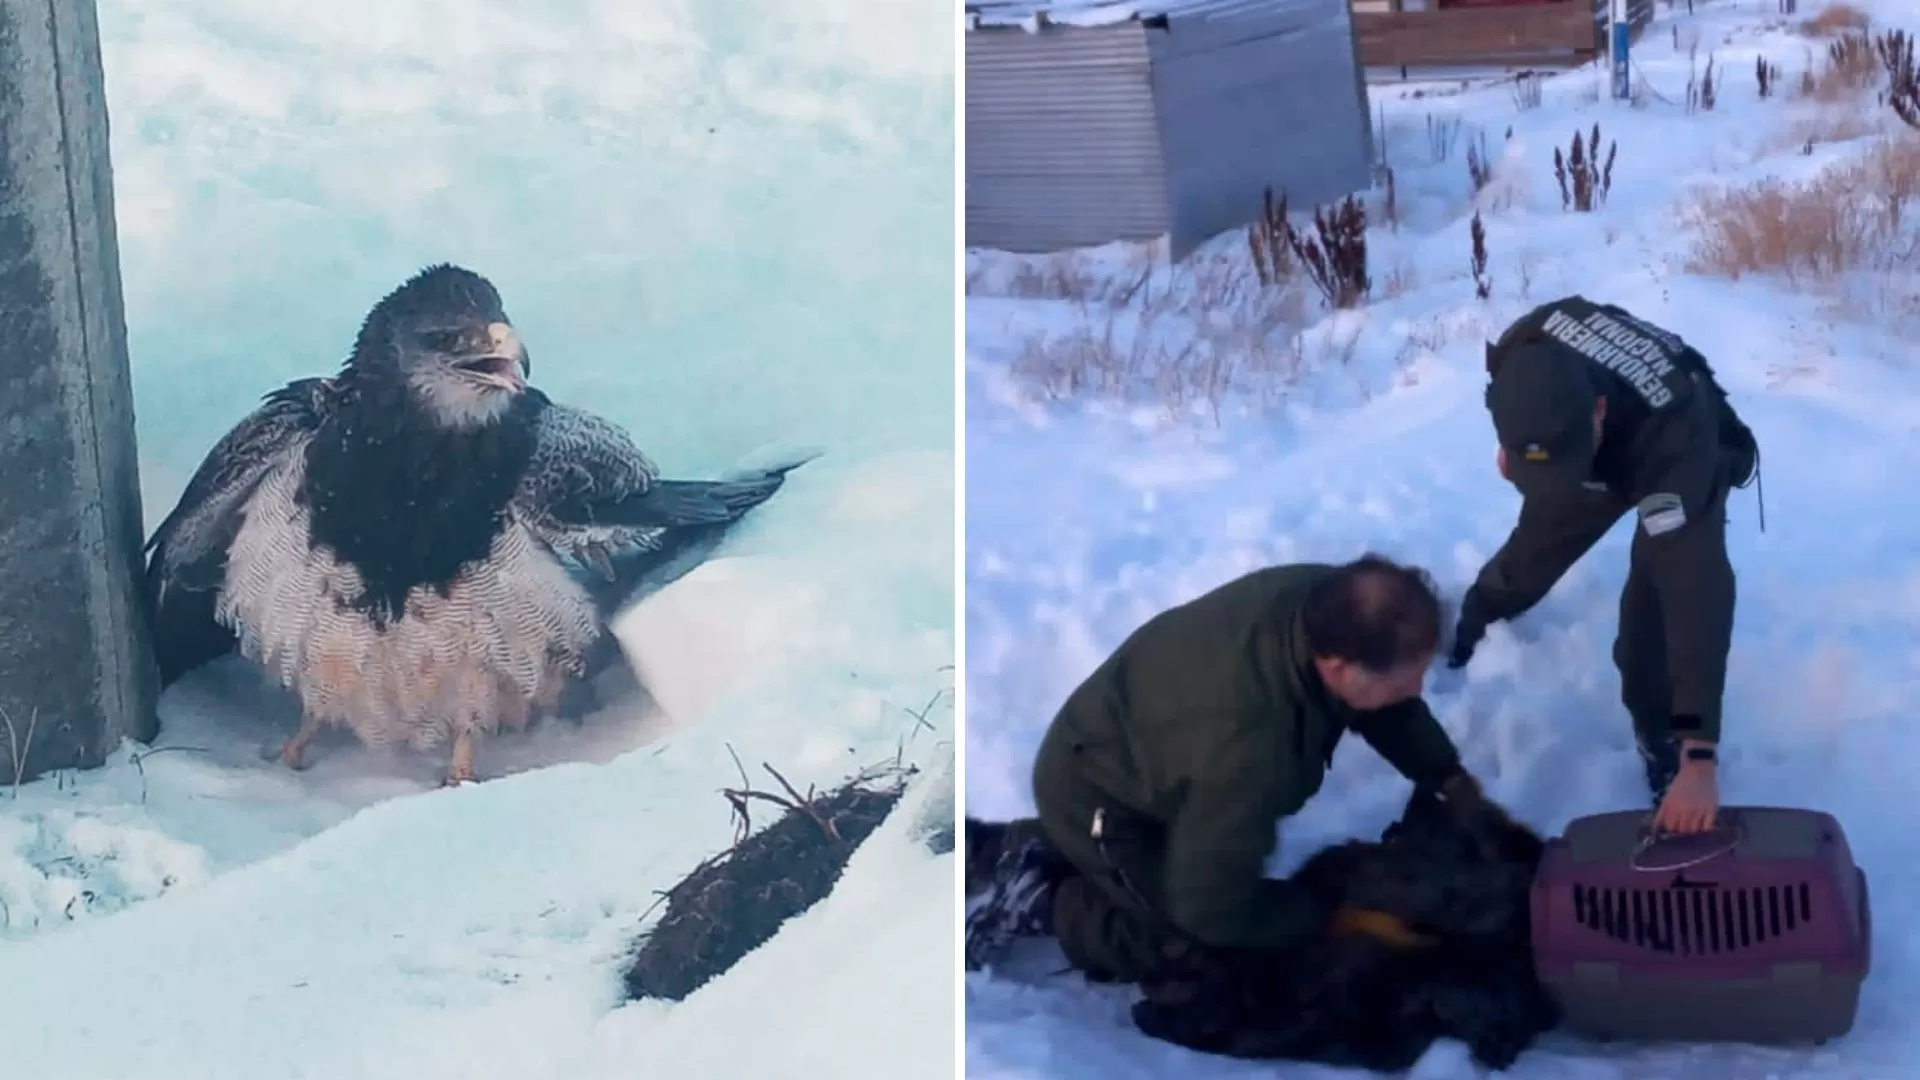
[964, 0, 1275, 31]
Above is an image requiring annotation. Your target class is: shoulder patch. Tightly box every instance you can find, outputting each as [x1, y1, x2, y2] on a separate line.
[1637, 492, 1687, 536]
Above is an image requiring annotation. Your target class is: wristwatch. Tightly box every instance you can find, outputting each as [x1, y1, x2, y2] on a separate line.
[1683, 744, 1717, 765]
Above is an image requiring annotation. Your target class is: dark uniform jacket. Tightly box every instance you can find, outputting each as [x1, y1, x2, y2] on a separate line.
[1030, 564, 1464, 953]
[1467, 295, 1757, 741]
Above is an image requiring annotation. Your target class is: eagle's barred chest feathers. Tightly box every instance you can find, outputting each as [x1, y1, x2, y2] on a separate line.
[300, 373, 543, 624]
[219, 385, 603, 752]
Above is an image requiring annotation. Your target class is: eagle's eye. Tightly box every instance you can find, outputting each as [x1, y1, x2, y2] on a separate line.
[416, 328, 465, 353]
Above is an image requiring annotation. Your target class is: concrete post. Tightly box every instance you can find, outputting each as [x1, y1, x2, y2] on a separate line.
[0, 0, 159, 785]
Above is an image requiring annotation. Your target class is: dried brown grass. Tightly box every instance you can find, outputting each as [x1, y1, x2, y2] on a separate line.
[1379, 262, 1419, 300]
[1683, 134, 1920, 284]
[965, 243, 1158, 303]
[1007, 259, 1313, 421]
[1553, 124, 1616, 213]
[1766, 103, 1885, 154]
[1469, 212, 1491, 300]
[1797, 2, 1871, 38]
[1250, 188, 1373, 309]
[1806, 32, 1883, 101]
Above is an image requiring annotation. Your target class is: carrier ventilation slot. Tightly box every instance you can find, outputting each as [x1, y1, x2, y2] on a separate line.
[1568, 882, 1815, 955]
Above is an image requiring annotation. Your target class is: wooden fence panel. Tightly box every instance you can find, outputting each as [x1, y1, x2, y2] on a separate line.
[1355, 1, 1599, 67]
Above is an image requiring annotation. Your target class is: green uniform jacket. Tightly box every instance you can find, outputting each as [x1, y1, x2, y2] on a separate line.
[1030, 564, 1465, 953]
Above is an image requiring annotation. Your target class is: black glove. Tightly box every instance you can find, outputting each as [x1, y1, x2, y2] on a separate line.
[1447, 588, 1491, 669]
[1439, 770, 1488, 813]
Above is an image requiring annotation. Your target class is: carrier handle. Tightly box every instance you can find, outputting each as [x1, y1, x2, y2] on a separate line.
[1628, 814, 1744, 873]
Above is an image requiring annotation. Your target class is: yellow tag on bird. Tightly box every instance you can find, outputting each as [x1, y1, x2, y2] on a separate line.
[1330, 908, 1440, 949]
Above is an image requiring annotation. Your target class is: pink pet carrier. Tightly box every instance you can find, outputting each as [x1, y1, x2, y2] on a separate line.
[1530, 806, 1871, 1045]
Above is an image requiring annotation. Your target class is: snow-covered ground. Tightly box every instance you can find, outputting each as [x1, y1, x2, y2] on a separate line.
[0, 1, 954, 1078]
[965, 2, 1919, 1077]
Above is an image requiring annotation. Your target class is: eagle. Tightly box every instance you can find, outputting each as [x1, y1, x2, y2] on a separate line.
[143, 263, 810, 786]
[1130, 786, 1558, 1071]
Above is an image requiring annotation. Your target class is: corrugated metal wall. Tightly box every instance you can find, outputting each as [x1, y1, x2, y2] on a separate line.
[964, 24, 1172, 254]
[1149, 0, 1376, 260]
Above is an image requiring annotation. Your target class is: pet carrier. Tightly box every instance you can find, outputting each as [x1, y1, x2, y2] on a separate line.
[1530, 806, 1870, 1046]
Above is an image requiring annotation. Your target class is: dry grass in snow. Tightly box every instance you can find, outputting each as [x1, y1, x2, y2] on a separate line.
[1797, 2, 1871, 39]
[1681, 131, 1920, 320]
[1000, 250, 1318, 421]
[1806, 29, 1886, 101]
[964, 243, 1158, 304]
[1765, 102, 1888, 154]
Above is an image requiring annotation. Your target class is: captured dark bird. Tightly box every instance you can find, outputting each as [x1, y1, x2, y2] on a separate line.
[1131, 785, 1559, 1073]
[143, 263, 812, 786]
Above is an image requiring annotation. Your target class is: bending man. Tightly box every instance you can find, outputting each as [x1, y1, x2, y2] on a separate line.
[966, 555, 1490, 990]
[1448, 295, 1759, 836]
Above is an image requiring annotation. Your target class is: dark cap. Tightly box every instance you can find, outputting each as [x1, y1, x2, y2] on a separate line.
[1486, 343, 1598, 496]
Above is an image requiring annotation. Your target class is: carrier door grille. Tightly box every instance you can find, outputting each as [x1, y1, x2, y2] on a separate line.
[1569, 882, 1815, 955]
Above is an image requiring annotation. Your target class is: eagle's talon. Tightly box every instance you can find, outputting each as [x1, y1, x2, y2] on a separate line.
[444, 729, 478, 787]
[583, 543, 617, 581]
[278, 731, 317, 771]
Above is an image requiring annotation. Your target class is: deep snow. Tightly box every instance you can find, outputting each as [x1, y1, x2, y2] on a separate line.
[965, 2, 1919, 1077]
[0, 0, 954, 1077]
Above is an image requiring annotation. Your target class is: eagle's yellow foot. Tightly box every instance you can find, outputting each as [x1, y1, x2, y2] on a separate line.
[442, 729, 478, 787]
[278, 716, 322, 771]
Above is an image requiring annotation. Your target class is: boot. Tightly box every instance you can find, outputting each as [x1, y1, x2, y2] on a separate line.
[1133, 937, 1243, 1054]
[964, 817, 1064, 971]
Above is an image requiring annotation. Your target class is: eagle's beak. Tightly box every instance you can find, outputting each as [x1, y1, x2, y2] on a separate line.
[462, 322, 530, 391]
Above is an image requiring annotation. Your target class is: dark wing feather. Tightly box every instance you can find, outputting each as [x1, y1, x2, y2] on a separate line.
[565, 458, 819, 623]
[146, 378, 336, 688]
[607, 470, 802, 526]
[514, 399, 816, 616]
[515, 399, 666, 568]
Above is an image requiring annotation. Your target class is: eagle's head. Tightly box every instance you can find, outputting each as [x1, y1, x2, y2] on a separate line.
[351, 264, 533, 429]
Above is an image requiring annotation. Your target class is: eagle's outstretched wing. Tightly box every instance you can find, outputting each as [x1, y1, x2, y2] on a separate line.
[145, 377, 337, 688]
[514, 397, 667, 577]
[515, 397, 816, 582]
